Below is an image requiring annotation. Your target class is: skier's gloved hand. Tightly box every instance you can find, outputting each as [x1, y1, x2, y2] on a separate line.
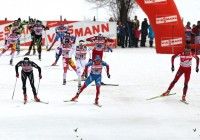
[39, 74, 42, 79]
[171, 65, 175, 72]
[196, 67, 199, 73]
[16, 73, 19, 78]
[107, 73, 111, 78]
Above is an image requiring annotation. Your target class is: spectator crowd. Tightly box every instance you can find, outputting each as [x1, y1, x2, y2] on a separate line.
[117, 16, 154, 48]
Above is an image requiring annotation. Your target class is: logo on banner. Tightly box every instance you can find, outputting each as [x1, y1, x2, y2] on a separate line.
[144, 0, 167, 4]
[161, 37, 182, 47]
[156, 15, 177, 24]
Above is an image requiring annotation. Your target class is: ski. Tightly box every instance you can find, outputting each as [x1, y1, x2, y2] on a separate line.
[146, 93, 176, 100]
[93, 103, 102, 107]
[44, 65, 59, 67]
[31, 99, 49, 104]
[180, 100, 189, 105]
[67, 79, 86, 82]
[92, 83, 119, 86]
[39, 101, 49, 104]
[64, 100, 78, 102]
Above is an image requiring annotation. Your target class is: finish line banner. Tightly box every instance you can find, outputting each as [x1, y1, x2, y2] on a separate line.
[0, 20, 117, 49]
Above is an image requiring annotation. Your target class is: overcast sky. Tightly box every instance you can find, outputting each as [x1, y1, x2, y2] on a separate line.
[0, 0, 199, 25]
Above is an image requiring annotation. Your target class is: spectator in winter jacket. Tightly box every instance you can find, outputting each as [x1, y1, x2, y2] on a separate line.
[117, 21, 126, 48]
[125, 18, 134, 48]
[133, 27, 141, 48]
[191, 24, 196, 44]
[193, 21, 200, 44]
[185, 21, 192, 44]
[148, 25, 155, 47]
[140, 18, 149, 47]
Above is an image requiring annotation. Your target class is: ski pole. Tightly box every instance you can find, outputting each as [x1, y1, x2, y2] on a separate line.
[36, 79, 41, 95]
[12, 78, 18, 100]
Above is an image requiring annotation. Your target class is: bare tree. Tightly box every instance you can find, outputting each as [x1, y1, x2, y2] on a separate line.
[85, 0, 137, 23]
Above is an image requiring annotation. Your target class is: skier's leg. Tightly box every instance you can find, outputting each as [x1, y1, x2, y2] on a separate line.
[182, 68, 191, 101]
[27, 72, 37, 96]
[62, 58, 68, 85]
[21, 71, 28, 97]
[94, 75, 102, 104]
[71, 74, 94, 101]
[167, 67, 184, 91]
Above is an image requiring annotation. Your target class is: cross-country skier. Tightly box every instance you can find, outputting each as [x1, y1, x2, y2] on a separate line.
[6, 19, 27, 55]
[24, 20, 48, 60]
[24, 18, 37, 55]
[86, 33, 114, 60]
[15, 57, 42, 104]
[75, 40, 91, 89]
[47, 21, 68, 51]
[0, 30, 21, 65]
[71, 55, 110, 106]
[61, 33, 77, 85]
[162, 47, 199, 102]
[49, 32, 76, 66]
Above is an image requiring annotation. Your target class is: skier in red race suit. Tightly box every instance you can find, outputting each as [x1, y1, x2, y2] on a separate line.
[86, 33, 114, 60]
[162, 47, 199, 102]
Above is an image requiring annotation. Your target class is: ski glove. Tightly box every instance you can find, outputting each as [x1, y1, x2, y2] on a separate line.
[171, 65, 174, 72]
[196, 67, 199, 73]
[16, 73, 19, 78]
[107, 73, 111, 78]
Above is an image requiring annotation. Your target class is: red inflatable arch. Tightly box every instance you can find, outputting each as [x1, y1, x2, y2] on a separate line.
[136, 0, 185, 54]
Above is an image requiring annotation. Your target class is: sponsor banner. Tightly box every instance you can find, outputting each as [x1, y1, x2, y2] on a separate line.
[161, 37, 182, 47]
[156, 15, 178, 25]
[136, 0, 185, 54]
[0, 21, 117, 48]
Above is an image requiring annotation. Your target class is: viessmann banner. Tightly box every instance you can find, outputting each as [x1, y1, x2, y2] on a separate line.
[136, 0, 185, 54]
[0, 21, 117, 49]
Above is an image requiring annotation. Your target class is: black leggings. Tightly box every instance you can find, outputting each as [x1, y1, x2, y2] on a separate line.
[21, 71, 37, 95]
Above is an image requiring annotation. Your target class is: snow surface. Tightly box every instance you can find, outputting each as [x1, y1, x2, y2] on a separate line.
[0, 48, 200, 140]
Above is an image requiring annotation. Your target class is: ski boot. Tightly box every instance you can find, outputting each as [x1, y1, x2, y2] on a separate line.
[24, 94, 27, 104]
[63, 79, 66, 85]
[51, 62, 57, 66]
[71, 94, 79, 102]
[182, 95, 186, 102]
[162, 90, 170, 96]
[94, 98, 99, 105]
[34, 95, 40, 102]
[9, 59, 13, 65]
[38, 54, 41, 61]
